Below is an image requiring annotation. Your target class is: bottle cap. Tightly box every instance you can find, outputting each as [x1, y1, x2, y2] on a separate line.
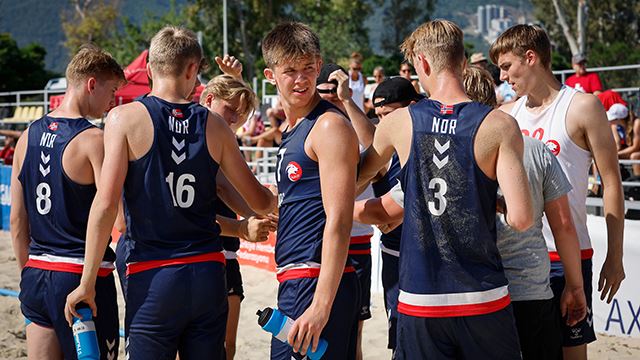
[256, 307, 273, 327]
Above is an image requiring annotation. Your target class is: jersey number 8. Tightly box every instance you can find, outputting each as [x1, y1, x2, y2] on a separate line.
[36, 182, 52, 215]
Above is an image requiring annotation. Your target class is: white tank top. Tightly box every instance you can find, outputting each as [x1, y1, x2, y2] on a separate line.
[349, 72, 365, 111]
[510, 86, 593, 255]
[351, 184, 375, 236]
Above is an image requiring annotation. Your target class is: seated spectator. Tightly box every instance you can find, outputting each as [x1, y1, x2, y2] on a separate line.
[0, 135, 16, 165]
[615, 106, 640, 177]
[597, 89, 627, 111]
[399, 61, 421, 93]
[469, 52, 489, 70]
[607, 103, 628, 151]
[565, 54, 602, 95]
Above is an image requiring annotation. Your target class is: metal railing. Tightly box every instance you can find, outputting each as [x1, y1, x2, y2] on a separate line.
[552, 64, 640, 84]
[0, 89, 65, 110]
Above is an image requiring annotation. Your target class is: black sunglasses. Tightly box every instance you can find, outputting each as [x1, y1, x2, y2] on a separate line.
[317, 87, 337, 94]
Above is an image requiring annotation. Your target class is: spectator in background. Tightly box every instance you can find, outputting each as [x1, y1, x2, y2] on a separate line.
[364, 66, 385, 115]
[565, 54, 602, 95]
[469, 52, 489, 70]
[399, 61, 421, 93]
[607, 103, 629, 151]
[349, 52, 367, 111]
[597, 89, 626, 111]
[0, 129, 22, 165]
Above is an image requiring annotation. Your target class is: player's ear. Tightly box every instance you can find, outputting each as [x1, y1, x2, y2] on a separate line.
[264, 68, 276, 85]
[524, 50, 536, 66]
[417, 54, 431, 77]
[86, 77, 97, 94]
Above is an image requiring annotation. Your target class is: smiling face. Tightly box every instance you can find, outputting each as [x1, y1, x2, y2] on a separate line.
[265, 55, 321, 109]
[496, 51, 534, 97]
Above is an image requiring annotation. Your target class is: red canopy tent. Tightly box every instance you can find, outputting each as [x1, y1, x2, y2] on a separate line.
[49, 50, 204, 110]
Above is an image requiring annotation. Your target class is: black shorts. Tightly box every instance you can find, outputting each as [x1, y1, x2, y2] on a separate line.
[512, 299, 562, 360]
[550, 259, 596, 346]
[350, 253, 372, 320]
[225, 258, 244, 301]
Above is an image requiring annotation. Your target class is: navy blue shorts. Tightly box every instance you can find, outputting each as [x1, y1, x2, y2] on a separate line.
[115, 239, 127, 298]
[550, 258, 596, 346]
[350, 253, 372, 320]
[512, 299, 562, 360]
[19, 267, 120, 360]
[396, 305, 521, 360]
[226, 258, 244, 300]
[381, 251, 399, 350]
[270, 272, 360, 360]
[124, 261, 227, 360]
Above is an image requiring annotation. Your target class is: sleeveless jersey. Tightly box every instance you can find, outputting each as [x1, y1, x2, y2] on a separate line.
[349, 72, 366, 111]
[19, 116, 116, 264]
[275, 100, 341, 267]
[509, 86, 593, 260]
[122, 96, 221, 263]
[398, 100, 510, 318]
[371, 153, 403, 254]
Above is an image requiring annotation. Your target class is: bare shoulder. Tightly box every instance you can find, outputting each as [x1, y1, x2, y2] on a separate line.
[568, 92, 606, 125]
[483, 109, 520, 134]
[316, 109, 353, 131]
[105, 102, 147, 131]
[310, 110, 358, 159]
[498, 100, 517, 114]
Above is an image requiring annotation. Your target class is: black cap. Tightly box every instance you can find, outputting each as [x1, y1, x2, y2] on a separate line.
[256, 307, 274, 327]
[317, 63, 348, 86]
[372, 77, 424, 107]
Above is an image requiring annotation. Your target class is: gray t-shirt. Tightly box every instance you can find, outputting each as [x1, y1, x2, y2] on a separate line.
[496, 137, 572, 301]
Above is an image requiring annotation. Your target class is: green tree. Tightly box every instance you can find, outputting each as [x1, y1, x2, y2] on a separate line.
[61, 0, 119, 54]
[377, 0, 437, 55]
[0, 33, 54, 91]
[531, 0, 640, 87]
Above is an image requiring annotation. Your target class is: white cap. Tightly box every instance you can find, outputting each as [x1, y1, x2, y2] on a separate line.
[607, 103, 628, 121]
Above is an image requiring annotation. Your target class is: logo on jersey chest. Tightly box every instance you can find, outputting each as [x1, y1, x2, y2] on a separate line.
[48, 122, 58, 131]
[172, 109, 184, 118]
[522, 127, 561, 156]
[286, 161, 302, 182]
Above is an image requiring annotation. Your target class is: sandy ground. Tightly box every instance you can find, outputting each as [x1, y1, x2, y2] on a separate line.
[1, 232, 639, 359]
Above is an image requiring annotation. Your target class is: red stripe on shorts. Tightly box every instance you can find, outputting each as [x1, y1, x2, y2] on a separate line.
[349, 235, 372, 245]
[276, 266, 356, 283]
[548, 248, 593, 262]
[25, 259, 113, 277]
[126, 252, 225, 276]
[397, 294, 511, 318]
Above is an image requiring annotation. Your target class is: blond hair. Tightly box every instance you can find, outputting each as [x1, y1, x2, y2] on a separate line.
[400, 19, 465, 74]
[489, 24, 551, 68]
[200, 75, 258, 120]
[463, 66, 497, 107]
[66, 44, 124, 86]
[149, 26, 203, 76]
[262, 22, 320, 68]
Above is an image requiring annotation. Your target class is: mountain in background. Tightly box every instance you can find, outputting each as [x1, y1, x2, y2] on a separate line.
[0, 0, 533, 76]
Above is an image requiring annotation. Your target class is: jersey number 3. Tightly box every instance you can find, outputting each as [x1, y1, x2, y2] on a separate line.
[166, 172, 195, 208]
[428, 178, 447, 216]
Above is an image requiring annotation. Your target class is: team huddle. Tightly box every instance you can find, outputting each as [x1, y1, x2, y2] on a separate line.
[10, 18, 625, 360]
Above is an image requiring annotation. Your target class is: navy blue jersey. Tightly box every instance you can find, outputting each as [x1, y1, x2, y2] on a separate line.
[216, 198, 239, 252]
[398, 100, 509, 318]
[122, 96, 221, 263]
[371, 153, 403, 252]
[19, 116, 115, 262]
[275, 100, 345, 267]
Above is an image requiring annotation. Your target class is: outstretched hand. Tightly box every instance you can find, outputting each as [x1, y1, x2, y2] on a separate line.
[215, 55, 243, 79]
[241, 215, 278, 242]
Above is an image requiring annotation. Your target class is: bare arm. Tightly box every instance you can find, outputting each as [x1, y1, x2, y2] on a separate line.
[288, 113, 359, 355]
[354, 191, 404, 225]
[494, 112, 533, 231]
[208, 113, 276, 215]
[9, 128, 29, 269]
[580, 95, 625, 302]
[216, 172, 255, 218]
[618, 119, 640, 158]
[330, 70, 376, 147]
[546, 195, 586, 325]
[357, 108, 407, 188]
[64, 107, 130, 323]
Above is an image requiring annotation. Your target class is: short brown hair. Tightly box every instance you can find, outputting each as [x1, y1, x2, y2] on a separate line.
[489, 24, 551, 68]
[200, 75, 258, 120]
[463, 65, 497, 108]
[66, 44, 124, 85]
[149, 26, 203, 76]
[262, 22, 320, 68]
[400, 19, 465, 74]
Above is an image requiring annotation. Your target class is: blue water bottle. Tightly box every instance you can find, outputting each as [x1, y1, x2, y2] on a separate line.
[257, 307, 328, 359]
[72, 307, 100, 360]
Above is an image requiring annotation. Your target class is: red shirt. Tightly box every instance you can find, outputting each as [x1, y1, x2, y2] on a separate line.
[597, 89, 627, 111]
[0, 145, 14, 165]
[565, 72, 602, 94]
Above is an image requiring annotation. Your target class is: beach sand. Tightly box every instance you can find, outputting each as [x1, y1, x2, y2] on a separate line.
[1, 232, 639, 359]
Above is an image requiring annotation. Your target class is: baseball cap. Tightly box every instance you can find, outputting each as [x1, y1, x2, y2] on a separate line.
[606, 103, 628, 121]
[372, 77, 424, 107]
[572, 53, 586, 64]
[317, 63, 348, 87]
[470, 52, 488, 64]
